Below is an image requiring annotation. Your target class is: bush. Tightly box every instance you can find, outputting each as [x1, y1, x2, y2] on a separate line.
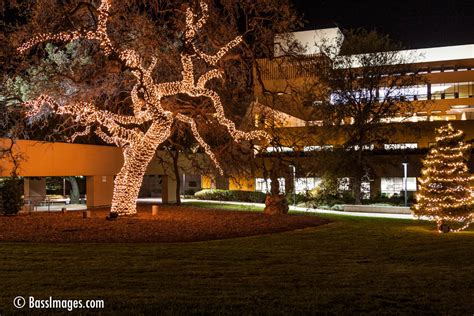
[364, 193, 416, 206]
[184, 189, 196, 196]
[286, 193, 310, 206]
[194, 189, 266, 203]
[0, 177, 23, 215]
[306, 178, 354, 208]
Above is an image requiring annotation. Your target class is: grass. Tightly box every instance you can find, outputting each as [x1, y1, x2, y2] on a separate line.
[0, 204, 473, 315]
[185, 201, 265, 212]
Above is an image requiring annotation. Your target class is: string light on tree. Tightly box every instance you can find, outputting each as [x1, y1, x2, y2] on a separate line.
[412, 123, 474, 232]
[20, 0, 269, 216]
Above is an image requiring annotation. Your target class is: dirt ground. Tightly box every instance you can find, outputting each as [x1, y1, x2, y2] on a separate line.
[0, 204, 330, 243]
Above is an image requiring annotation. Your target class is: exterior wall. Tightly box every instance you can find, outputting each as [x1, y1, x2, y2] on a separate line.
[254, 57, 474, 124]
[229, 177, 256, 191]
[182, 175, 201, 194]
[23, 177, 46, 198]
[201, 175, 212, 189]
[162, 175, 177, 204]
[86, 175, 114, 208]
[0, 139, 206, 205]
[200, 175, 230, 190]
[244, 52, 474, 197]
[0, 139, 123, 177]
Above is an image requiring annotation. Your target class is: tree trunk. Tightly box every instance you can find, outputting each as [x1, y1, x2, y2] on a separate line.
[172, 150, 181, 206]
[353, 144, 364, 205]
[110, 121, 171, 216]
[264, 169, 289, 215]
[66, 177, 80, 204]
[353, 179, 362, 205]
[270, 170, 280, 195]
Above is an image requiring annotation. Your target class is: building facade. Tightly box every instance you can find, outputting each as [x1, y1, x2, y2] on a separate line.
[206, 28, 474, 199]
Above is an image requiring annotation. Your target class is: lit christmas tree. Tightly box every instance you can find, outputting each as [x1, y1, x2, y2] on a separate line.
[412, 123, 474, 232]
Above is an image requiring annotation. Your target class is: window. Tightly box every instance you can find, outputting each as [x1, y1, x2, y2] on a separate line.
[303, 145, 333, 152]
[377, 85, 429, 102]
[347, 144, 374, 151]
[381, 177, 417, 196]
[294, 178, 321, 193]
[255, 178, 285, 193]
[384, 143, 418, 150]
[338, 178, 350, 191]
[265, 146, 293, 153]
[458, 82, 474, 98]
[429, 114, 457, 121]
[431, 82, 474, 100]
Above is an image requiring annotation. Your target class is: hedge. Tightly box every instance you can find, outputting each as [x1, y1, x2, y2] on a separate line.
[194, 189, 266, 203]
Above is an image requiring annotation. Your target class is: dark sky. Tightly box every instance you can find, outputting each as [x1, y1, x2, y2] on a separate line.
[292, 0, 474, 49]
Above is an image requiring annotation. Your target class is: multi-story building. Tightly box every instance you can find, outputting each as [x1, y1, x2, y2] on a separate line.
[209, 28, 474, 199]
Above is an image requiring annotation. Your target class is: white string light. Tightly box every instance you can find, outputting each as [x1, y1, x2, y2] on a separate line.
[412, 123, 474, 232]
[19, 0, 269, 216]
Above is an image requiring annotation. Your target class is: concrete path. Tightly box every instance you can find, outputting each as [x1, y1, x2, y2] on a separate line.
[26, 198, 415, 220]
[138, 198, 416, 220]
[25, 203, 87, 212]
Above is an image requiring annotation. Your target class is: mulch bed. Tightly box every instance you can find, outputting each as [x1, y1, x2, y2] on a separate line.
[0, 204, 330, 243]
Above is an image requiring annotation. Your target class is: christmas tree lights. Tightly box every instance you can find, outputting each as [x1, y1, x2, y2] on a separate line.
[412, 123, 474, 232]
[19, 0, 268, 216]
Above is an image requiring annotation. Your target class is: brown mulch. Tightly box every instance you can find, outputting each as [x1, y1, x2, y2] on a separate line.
[0, 205, 330, 243]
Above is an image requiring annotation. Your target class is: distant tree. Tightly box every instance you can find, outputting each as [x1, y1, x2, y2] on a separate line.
[0, 138, 23, 215]
[157, 120, 215, 206]
[412, 124, 474, 232]
[0, 176, 23, 215]
[65, 177, 80, 204]
[314, 28, 425, 204]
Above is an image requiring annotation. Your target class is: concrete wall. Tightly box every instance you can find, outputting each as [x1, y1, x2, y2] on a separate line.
[0, 139, 123, 177]
[23, 177, 46, 198]
[162, 175, 177, 204]
[0, 139, 205, 207]
[86, 175, 114, 208]
[229, 177, 256, 191]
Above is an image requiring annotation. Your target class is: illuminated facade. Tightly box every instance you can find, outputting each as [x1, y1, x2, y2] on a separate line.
[216, 28, 474, 198]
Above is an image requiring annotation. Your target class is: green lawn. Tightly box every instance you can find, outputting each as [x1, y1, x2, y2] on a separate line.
[1, 205, 473, 315]
[185, 201, 265, 212]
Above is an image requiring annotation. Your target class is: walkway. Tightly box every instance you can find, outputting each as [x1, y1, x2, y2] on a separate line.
[27, 204, 87, 212]
[27, 198, 415, 220]
[138, 198, 416, 220]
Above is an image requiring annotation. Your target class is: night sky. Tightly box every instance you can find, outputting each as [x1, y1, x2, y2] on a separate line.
[292, 0, 474, 49]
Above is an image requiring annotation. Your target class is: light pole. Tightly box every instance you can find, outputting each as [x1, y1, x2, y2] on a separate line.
[402, 162, 408, 206]
[289, 164, 296, 206]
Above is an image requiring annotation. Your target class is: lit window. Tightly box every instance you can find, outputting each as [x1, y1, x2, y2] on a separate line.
[381, 177, 417, 197]
[348, 144, 374, 151]
[255, 178, 285, 193]
[295, 178, 321, 193]
[384, 143, 418, 150]
[303, 145, 333, 152]
[338, 178, 350, 191]
[265, 146, 293, 153]
[429, 115, 457, 121]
